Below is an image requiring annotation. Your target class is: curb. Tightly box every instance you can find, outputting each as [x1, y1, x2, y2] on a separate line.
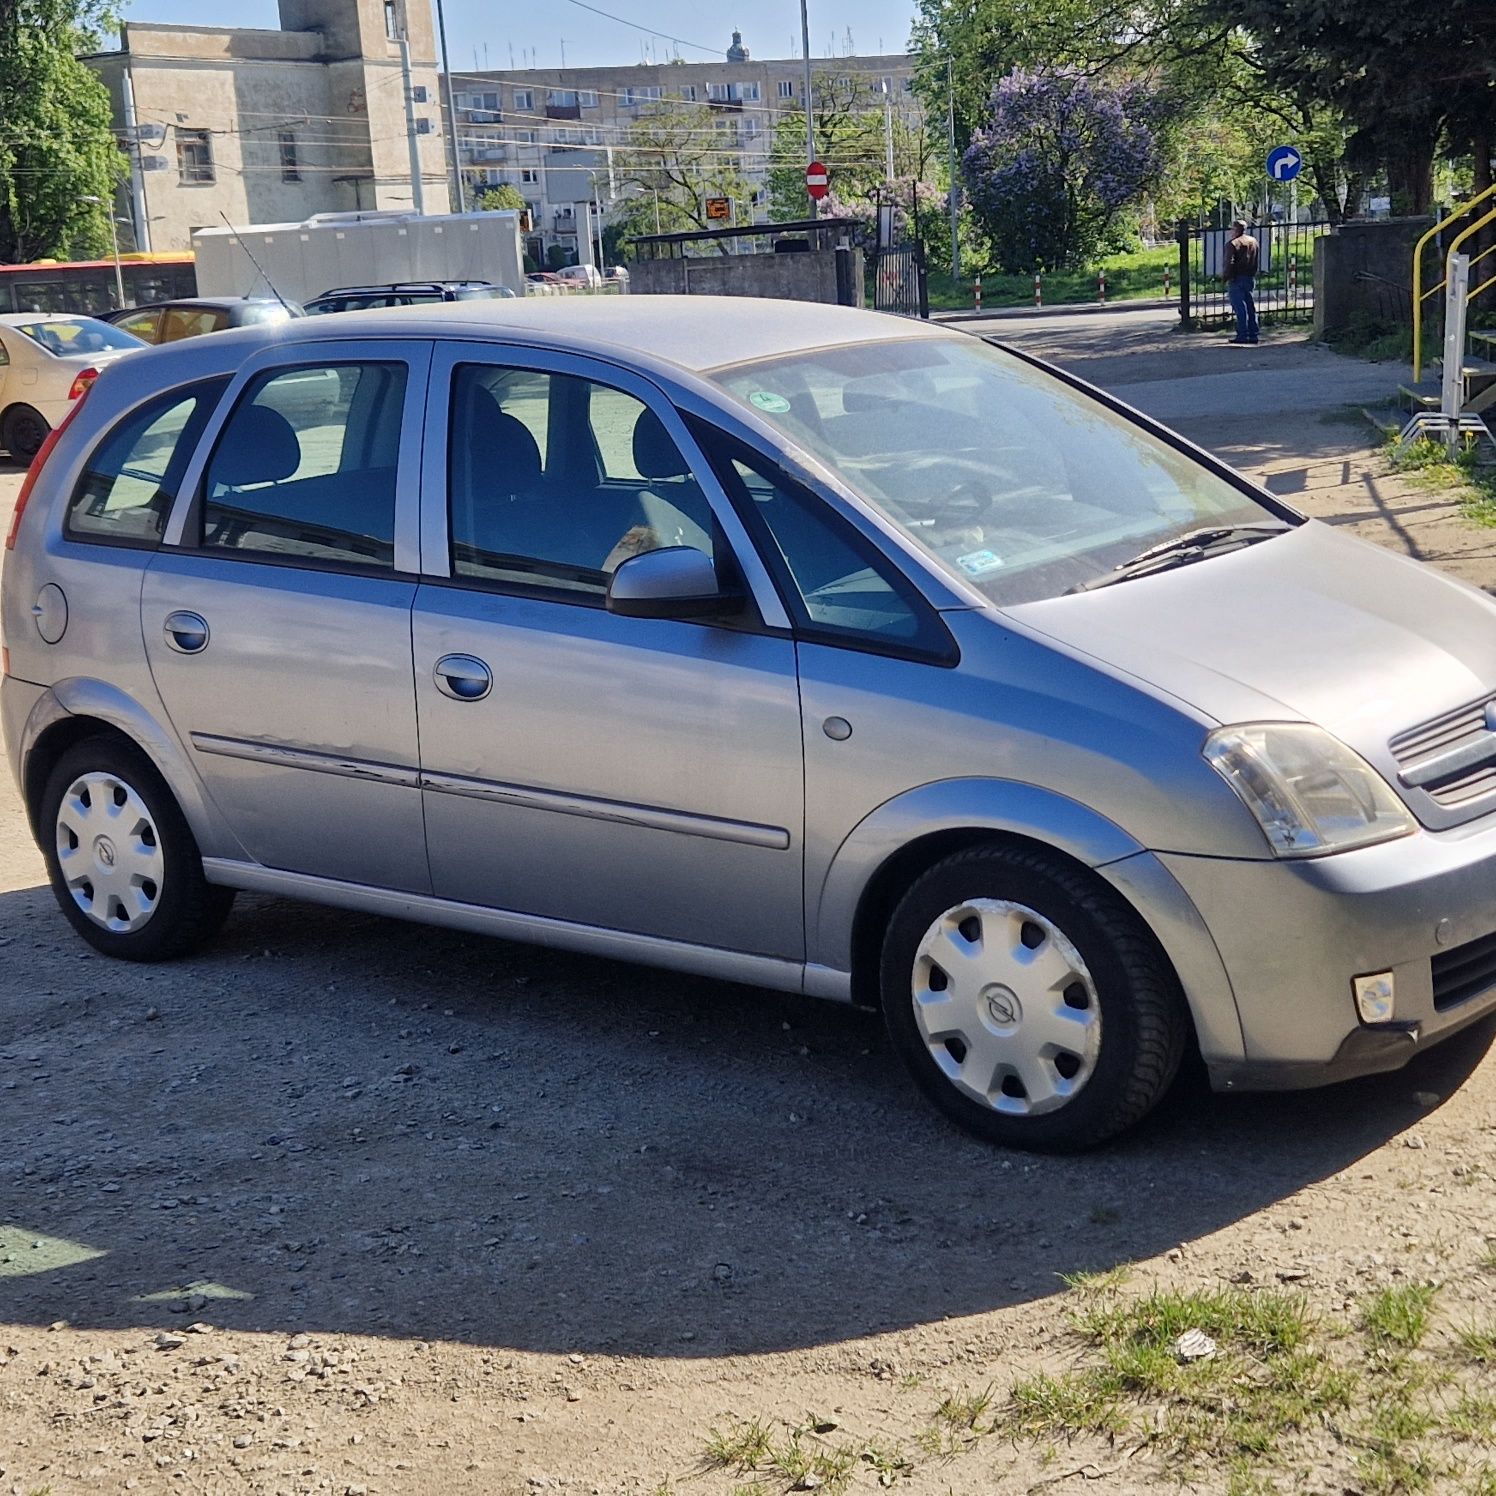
[932, 297, 1177, 323]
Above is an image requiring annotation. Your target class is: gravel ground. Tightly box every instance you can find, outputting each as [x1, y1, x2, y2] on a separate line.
[4, 333, 1496, 1496]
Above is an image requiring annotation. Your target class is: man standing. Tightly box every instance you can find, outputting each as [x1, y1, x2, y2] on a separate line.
[1223, 218, 1260, 345]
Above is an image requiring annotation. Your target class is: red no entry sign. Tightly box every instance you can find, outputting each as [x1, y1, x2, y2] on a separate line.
[805, 160, 829, 201]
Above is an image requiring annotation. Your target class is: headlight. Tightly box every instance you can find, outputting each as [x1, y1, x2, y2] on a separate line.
[1203, 723, 1415, 857]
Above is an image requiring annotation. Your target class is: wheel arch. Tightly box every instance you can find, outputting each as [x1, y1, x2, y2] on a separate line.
[818, 779, 1244, 1067]
[18, 681, 247, 862]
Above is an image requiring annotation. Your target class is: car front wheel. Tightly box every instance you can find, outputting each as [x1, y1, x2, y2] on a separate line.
[39, 735, 235, 961]
[880, 844, 1186, 1151]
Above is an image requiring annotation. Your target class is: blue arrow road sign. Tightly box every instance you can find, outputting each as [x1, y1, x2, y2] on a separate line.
[1267, 145, 1303, 181]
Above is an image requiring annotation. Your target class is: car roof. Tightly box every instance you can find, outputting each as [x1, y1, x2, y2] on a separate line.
[245, 295, 948, 373]
[124, 296, 281, 312]
[0, 312, 103, 325]
[313, 281, 491, 295]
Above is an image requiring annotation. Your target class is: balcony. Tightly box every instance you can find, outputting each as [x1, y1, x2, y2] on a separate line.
[545, 103, 582, 121]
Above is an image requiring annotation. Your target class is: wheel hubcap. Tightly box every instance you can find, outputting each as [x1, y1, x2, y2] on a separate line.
[911, 898, 1101, 1117]
[55, 772, 164, 934]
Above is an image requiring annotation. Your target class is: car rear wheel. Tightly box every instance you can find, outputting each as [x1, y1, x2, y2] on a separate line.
[39, 736, 235, 961]
[880, 844, 1186, 1150]
[3, 404, 49, 463]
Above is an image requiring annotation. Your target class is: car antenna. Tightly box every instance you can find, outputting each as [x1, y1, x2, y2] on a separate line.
[217, 213, 293, 312]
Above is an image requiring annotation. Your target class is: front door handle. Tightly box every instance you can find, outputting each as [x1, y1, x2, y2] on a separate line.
[433, 653, 492, 702]
[163, 610, 210, 654]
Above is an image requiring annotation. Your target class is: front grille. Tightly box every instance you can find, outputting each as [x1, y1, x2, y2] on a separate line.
[1390, 695, 1496, 809]
[1431, 930, 1496, 1012]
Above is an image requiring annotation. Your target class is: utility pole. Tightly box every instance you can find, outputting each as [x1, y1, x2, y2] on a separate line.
[946, 55, 961, 279]
[883, 78, 895, 182]
[121, 68, 151, 253]
[398, 34, 425, 214]
[433, 0, 464, 211]
[800, 0, 816, 218]
[82, 196, 126, 307]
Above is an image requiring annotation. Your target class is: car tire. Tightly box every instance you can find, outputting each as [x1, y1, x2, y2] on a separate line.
[38, 735, 235, 962]
[879, 843, 1187, 1151]
[3, 405, 50, 463]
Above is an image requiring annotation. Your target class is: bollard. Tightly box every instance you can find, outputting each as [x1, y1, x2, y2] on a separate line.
[1034, 270, 1042, 307]
[974, 274, 982, 312]
[1098, 269, 1106, 304]
[1164, 267, 1172, 299]
[1289, 254, 1297, 292]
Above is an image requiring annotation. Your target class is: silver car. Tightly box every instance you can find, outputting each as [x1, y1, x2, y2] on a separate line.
[5, 297, 1496, 1149]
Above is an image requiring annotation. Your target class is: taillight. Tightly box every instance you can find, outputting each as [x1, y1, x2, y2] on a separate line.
[5, 382, 92, 550]
[68, 367, 100, 401]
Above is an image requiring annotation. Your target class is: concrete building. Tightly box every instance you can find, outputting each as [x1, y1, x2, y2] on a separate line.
[85, 0, 451, 253]
[443, 33, 919, 267]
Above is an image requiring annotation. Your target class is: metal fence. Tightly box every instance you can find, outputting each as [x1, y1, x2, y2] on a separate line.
[1178, 220, 1331, 328]
[871, 241, 929, 319]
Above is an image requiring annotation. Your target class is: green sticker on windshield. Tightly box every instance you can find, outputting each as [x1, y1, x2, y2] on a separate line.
[956, 549, 1004, 576]
[748, 390, 792, 414]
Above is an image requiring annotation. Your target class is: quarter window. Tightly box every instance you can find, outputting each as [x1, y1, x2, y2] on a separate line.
[67, 379, 228, 547]
[159, 307, 226, 342]
[447, 364, 716, 597]
[201, 363, 407, 569]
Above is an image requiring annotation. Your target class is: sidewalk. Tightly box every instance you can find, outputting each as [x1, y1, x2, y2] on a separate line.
[950, 308, 1496, 593]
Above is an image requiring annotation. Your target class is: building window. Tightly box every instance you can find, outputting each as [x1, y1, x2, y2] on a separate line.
[546, 89, 578, 108]
[742, 116, 761, 138]
[882, 75, 893, 94]
[513, 88, 534, 111]
[278, 129, 300, 182]
[578, 89, 598, 108]
[777, 79, 793, 99]
[383, 0, 398, 38]
[521, 167, 540, 184]
[680, 84, 697, 102]
[514, 128, 536, 144]
[902, 76, 915, 93]
[623, 85, 661, 107]
[740, 81, 760, 102]
[176, 128, 214, 184]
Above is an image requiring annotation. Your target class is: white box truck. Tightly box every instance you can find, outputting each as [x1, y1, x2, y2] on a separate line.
[192, 210, 526, 306]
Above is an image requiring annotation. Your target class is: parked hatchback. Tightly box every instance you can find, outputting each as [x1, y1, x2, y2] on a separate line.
[0, 313, 145, 461]
[7, 297, 1496, 1149]
[303, 281, 514, 315]
[103, 296, 303, 345]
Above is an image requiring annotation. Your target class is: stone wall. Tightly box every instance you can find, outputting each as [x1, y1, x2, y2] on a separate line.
[630, 247, 861, 305]
[1313, 217, 1434, 339]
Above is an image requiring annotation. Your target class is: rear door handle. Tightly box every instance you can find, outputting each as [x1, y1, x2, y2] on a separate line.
[433, 653, 492, 702]
[163, 610, 210, 654]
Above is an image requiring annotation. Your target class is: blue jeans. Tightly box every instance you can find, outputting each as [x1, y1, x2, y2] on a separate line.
[1228, 276, 1258, 341]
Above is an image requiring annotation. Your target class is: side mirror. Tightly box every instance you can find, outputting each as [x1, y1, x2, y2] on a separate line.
[605, 545, 743, 620]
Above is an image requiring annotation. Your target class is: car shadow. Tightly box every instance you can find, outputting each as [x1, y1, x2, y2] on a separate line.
[2, 882, 1490, 1357]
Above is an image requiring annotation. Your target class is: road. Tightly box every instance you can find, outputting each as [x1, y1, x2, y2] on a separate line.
[2, 320, 1495, 1496]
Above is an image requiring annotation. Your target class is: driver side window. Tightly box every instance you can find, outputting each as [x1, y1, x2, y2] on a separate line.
[702, 433, 952, 661]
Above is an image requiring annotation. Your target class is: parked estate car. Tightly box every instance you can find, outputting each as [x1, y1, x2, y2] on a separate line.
[0, 313, 144, 461]
[303, 281, 514, 315]
[8, 296, 1496, 1149]
[555, 264, 604, 289]
[103, 296, 303, 345]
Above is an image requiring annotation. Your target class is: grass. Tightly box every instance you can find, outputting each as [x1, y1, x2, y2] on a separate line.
[701, 1416, 857, 1491]
[1386, 436, 1496, 524]
[1456, 1323, 1496, 1365]
[923, 243, 1177, 312]
[1362, 1286, 1440, 1350]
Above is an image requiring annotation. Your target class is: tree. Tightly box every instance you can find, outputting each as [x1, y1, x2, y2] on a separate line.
[474, 183, 527, 214]
[963, 69, 1163, 271]
[0, 0, 124, 263]
[611, 100, 753, 243]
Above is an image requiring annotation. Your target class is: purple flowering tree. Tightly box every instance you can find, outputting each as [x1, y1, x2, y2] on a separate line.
[962, 69, 1164, 272]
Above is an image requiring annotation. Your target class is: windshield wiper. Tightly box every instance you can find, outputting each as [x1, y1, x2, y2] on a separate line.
[1066, 523, 1290, 594]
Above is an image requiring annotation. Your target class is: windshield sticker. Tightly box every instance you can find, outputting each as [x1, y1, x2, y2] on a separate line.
[956, 549, 1004, 576]
[748, 390, 792, 414]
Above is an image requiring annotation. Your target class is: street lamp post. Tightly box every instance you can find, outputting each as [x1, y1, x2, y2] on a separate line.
[82, 195, 126, 308]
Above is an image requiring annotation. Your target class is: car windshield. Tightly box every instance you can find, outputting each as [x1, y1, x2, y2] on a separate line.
[17, 319, 144, 356]
[711, 336, 1284, 606]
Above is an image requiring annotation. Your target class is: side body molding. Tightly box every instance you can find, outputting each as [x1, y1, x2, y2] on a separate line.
[810, 777, 1245, 1064]
[18, 678, 249, 861]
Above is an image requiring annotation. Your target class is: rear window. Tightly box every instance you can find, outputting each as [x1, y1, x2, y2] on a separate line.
[18, 319, 144, 356]
[240, 303, 298, 325]
[67, 379, 229, 547]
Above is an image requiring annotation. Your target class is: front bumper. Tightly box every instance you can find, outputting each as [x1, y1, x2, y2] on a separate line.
[1158, 817, 1496, 1090]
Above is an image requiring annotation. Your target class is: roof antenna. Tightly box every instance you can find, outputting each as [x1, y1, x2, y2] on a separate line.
[217, 212, 293, 312]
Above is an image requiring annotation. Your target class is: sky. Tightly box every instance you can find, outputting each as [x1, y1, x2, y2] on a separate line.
[118, 0, 923, 70]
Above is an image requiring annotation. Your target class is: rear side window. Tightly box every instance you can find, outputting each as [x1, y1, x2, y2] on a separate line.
[200, 362, 406, 569]
[66, 379, 229, 547]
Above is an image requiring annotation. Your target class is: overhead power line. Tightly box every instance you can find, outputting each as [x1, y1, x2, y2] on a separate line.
[552, 0, 719, 56]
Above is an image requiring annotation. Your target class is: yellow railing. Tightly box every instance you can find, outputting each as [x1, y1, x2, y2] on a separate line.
[1413, 185, 1496, 382]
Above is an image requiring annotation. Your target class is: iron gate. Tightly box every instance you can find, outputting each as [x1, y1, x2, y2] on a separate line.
[873, 240, 929, 318]
[1177, 219, 1331, 328]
